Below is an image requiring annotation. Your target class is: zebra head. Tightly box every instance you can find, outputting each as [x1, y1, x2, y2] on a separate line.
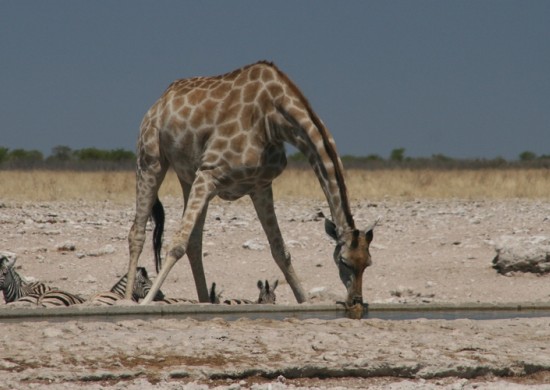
[0, 252, 17, 290]
[134, 267, 165, 301]
[111, 267, 164, 302]
[257, 279, 278, 304]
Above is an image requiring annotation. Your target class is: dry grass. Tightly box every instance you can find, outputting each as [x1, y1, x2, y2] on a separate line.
[1, 168, 549, 203]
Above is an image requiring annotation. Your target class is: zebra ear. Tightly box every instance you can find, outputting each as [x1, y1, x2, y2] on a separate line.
[136, 267, 148, 278]
[257, 280, 264, 290]
[0, 252, 17, 269]
[271, 279, 279, 291]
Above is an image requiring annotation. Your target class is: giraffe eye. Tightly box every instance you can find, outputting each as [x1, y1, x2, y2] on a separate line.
[339, 257, 353, 270]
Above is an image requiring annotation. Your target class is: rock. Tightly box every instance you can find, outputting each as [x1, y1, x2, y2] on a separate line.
[83, 275, 97, 283]
[78, 244, 116, 258]
[242, 239, 266, 251]
[493, 235, 550, 274]
[43, 327, 63, 338]
[57, 241, 76, 252]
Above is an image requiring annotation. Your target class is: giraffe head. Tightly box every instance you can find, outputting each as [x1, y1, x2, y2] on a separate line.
[325, 219, 377, 307]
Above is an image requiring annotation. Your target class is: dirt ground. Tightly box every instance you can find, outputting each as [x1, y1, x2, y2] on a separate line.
[1, 197, 550, 389]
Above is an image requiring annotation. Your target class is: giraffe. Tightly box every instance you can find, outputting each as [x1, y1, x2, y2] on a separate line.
[126, 61, 376, 306]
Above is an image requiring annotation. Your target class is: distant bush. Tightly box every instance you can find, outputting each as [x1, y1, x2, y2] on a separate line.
[286, 149, 550, 170]
[0, 147, 9, 164]
[0, 145, 136, 170]
[1, 145, 549, 171]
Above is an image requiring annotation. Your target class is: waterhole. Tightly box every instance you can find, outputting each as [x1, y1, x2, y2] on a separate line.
[1, 303, 549, 323]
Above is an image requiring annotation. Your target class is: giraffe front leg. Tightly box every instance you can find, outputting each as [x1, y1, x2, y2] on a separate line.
[141, 170, 215, 304]
[182, 182, 210, 303]
[251, 186, 307, 303]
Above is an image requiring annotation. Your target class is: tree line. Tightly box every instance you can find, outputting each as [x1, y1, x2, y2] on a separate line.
[1, 145, 549, 170]
[0, 146, 135, 170]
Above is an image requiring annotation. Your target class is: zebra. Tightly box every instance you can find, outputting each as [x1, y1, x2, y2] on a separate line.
[158, 297, 198, 304]
[0, 254, 53, 304]
[37, 289, 87, 307]
[256, 279, 278, 304]
[89, 267, 165, 305]
[9, 293, 42, 306]
[209, 280, 279, 305]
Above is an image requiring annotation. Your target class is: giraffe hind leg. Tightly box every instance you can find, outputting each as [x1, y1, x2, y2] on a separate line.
[141, 169, 216, 304]
[126, 126, 167, 300]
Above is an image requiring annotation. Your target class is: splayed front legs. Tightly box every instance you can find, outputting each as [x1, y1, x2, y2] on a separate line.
[251, 186, 307, 303]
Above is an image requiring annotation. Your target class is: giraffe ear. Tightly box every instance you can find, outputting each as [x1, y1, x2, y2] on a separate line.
[366, 229, 374, 244]
[325, 219, 338, 241]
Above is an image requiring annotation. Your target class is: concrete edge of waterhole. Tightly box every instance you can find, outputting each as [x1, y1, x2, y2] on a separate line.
[1, 302, 550, 322]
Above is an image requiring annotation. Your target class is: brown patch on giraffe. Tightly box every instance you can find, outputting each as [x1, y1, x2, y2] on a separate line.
[241, 148, 260, 166]
[178, 105, 192, 119]
[202, 100, 218, 123]
[202, 151, 222, 166]
[187, 89, 207, 106]
[210, 82, 232, 100]
[243, 82, 261, 104]
[267, 82, 285, 100]
[260, 66, 276, 83]
[232, 74, 248, 88]
[209, 137, 229, 151]
[229, 133, 247, 154]
[189, 108, 205, 129]
[240, 103, 262, 129]
[167, 114, 186, 130]
[190, 100, 217, 128]
[169, 80, 192, 95]
[217, 103, 242, 124]
[217, 122, 238, 138]
[248, 66, 261, 81]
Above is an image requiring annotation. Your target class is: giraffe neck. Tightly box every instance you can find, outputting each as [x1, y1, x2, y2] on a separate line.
[275, 110, 354, 234]
[292, 127, 355, 234]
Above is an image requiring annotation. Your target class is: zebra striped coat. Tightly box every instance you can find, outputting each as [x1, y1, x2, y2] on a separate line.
[209, 280, 278, 305]
[37, 290, 87, 307]
[90, 267, 165, 305]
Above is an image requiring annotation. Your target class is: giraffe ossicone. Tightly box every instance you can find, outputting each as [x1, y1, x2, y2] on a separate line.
[126, 61, 376, 306]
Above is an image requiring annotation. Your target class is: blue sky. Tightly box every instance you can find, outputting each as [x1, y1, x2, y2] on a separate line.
[1, 1, 548, 159]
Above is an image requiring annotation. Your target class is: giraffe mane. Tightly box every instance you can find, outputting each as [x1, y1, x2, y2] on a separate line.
[267, 62, 355, 229]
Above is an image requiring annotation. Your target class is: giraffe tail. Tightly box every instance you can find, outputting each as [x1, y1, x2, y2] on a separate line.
[152, 197, 165, 274]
